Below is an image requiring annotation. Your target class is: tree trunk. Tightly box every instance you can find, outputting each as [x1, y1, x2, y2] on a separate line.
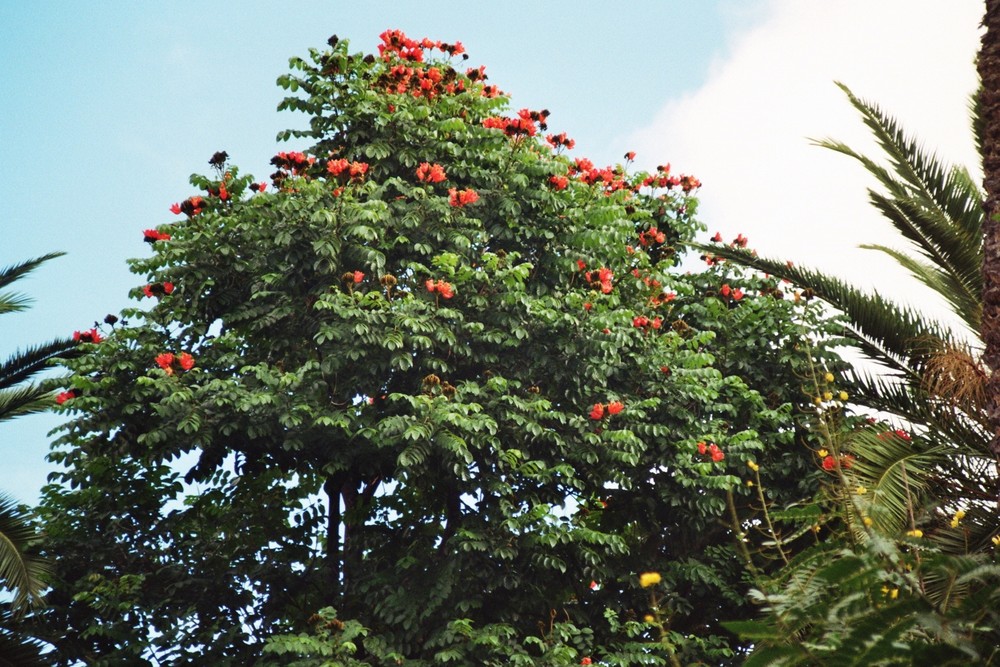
[324, 472, 347, 604]
[979, 0, 1000, 460]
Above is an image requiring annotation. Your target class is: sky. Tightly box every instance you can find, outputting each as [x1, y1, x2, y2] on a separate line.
[0, 1, 984, 504]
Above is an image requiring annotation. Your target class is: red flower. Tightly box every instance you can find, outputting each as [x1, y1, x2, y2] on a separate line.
[822, 455, 836, 471]
[143, 229, 171, 243]
[581, 659, 593, 666]
[416, 162, 447, 183]
[169, 202, 182, 215]
[55, 389, 80, 405]
[178, 352, 195, 371]
[426, 279, 454, 299]
[73, 328, 102, 344]
[711, 231, 723, 242]
[697, 442, 707, 455]
[720, 284, 732, 298]
[550, 175, 569, 190]
[155, 352, 176, 375]
[733, 233, 748, 247]
[632, 316, 649, 328]
[353, 271, 364, 283]
[733, 288, 744, 301]
[577, 259, 587, 271]
[583, 302, 592, 311]
[624, 151, 636, 161]
[607, 401, 624, 415]
[708, 443, 724, 462]
[842, 454, 855, 469]
[143, 282, 174, 298]
[589, 403, 605, 420]
[448, 188, 479, 207]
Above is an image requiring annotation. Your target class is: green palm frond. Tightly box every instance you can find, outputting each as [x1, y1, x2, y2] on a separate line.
[847, 429, 944, 535]
[692, 243, 952, 377]
[0, 253, 64, 317]
[0, 340, 77, 392]
[0, 496, 48, 613]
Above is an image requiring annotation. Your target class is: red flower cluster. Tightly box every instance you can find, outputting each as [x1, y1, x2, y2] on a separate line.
[822, 453, 855, 471]
[382, 63, 466, 98]
[589, 401, 624, 420]
[169, 196, 205, 217]
[416, 162, 447, 183]
[56, 388, 81, 405]
[351, 271, 364, 283]
[879, 428, 911, 441]
[638, 227, 666, 247]
[271, 151, 315, 176]
[377, 29, 465, 63]
[248, 181, 268, 193]
[483, 108, 549, 138]
[426, 279, 454, 299]
[448, 188, 478, 207]
[143, 229, 171, 243]
[719, 284, 744, 301]
[155, 351, 195, 376]
[639, 164, 702, 193]
[326, 158, 369, 181]
[584, 267, 614, 294]
[143, 282, 175, 298]
[73, 328, 102, 344]
[546, 132, 575, 150]
[549, 175, 568, 190]
[624, 151, 636, 161]
[581, 659, 593, 666]
[570, 158, 630, 193]
[697, 441, 725, 462]
[632, 315, 663, 331]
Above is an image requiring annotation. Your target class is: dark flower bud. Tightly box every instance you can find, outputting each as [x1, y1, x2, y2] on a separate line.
[209, 151, 229, 168]
[104, 314, 119, 325]
[327, 34, 339, 48]
[363, 54, 375, 64]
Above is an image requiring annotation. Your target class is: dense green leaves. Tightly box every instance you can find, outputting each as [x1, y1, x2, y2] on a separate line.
[37, 31, 841, 665]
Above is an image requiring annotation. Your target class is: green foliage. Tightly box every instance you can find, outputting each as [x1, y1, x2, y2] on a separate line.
[714, 85, 1000, 664]
[0, 252, 76, 664]
[37, 31, 842, 665]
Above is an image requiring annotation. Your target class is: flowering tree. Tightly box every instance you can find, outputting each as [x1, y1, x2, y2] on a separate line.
[37, 31, 839, 665]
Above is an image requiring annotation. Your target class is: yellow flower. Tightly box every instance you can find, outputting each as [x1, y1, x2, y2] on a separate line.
[639, 572, 661, 588]
[890, 588, 899, 600]
[954, 509, 966, 520]
[817, 449, 829, 458]
[863, 516, 873, 527]
[992, 535, 1000, 547]
[839, 391, 849, 401]
[643, 614, 655, 623]
[949, 518, 960, 528]
[748, 461, 759, 472]
[823, 391, 833, 401]
[746, 480, 754, 487]
[856, 486, 867, 495]
[813, 396, 822, 405]
[881, 584, 889, 594]
[906, 529, 923, 539]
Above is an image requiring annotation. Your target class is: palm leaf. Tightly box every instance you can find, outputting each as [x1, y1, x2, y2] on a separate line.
[0, 254, 64, 317]
[0, 495, 48, 613]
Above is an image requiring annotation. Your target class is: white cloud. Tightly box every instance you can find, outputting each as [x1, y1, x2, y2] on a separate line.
[631, 0, 983, 328]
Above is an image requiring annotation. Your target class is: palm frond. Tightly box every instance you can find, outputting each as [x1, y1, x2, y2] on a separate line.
[692, 244, 953, 376]
[0, 340, 77, 392]
[0, 496, 48, 613]
[0, 254, 64, 317]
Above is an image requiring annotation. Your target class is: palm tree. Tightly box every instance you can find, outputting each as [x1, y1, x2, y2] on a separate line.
[707, 84, 1000, 663]
[702, 83, 992, 526]
[980, 0, 1000, 460]
[0, 253, 77, 665]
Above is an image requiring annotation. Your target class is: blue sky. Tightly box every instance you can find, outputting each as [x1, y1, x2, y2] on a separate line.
[2, 2, 986, 505]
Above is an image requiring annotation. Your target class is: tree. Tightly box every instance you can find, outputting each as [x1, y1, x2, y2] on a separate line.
[706, 86, 1000, 662]
[37, 31, 841, 665]
[980, 0, 1000, 461]
[0, 253, 76, 665]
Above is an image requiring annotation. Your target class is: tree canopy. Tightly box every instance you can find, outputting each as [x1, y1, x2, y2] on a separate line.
[37, 30, 842, 665]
